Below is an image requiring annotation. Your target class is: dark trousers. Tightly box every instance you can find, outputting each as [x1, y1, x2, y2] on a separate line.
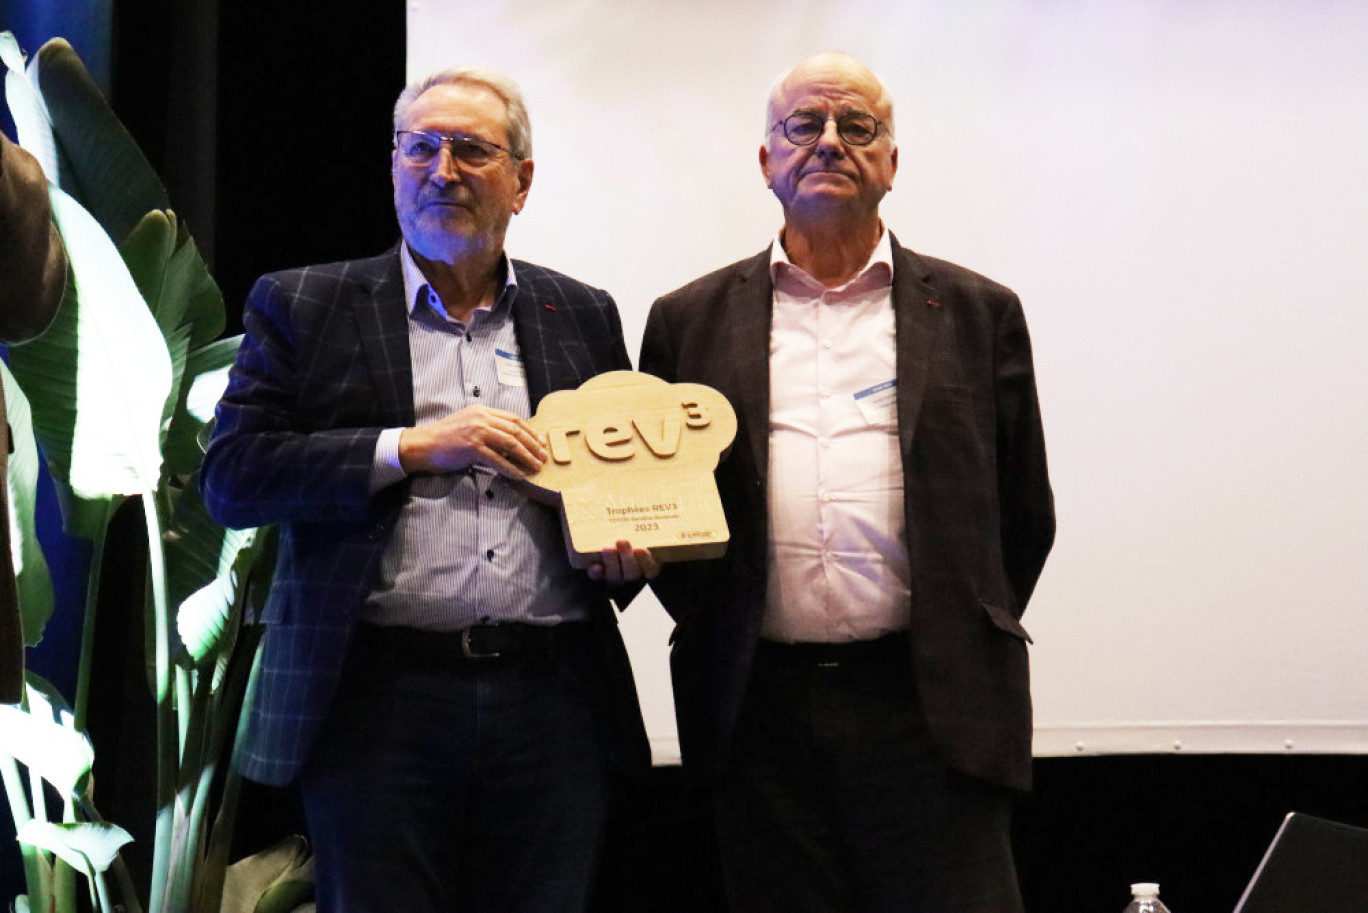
[714, 635, 1023, 913]
[298, 623, 615, 913]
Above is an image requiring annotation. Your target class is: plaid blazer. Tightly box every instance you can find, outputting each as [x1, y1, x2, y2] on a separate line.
[641, 235, 1055, 793]
[202, 246, 648, 785]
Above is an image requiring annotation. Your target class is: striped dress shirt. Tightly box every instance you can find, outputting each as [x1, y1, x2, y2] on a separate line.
[361, 245, 590, 630]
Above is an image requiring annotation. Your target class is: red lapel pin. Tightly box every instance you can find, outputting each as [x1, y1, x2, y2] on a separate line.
[926, 299, 941, 307]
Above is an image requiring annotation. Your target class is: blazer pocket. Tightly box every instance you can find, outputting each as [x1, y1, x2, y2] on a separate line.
[980, 600, 1033, 644]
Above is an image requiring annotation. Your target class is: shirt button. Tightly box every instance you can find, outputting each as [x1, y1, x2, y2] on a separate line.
[472, 386, 481, 397]
[820, 491, 832, 502]
[486, 549, 495, 561]
[823, 339, 833, 349]
[820, 438, 832, 449]
[485, 489, 495, 500]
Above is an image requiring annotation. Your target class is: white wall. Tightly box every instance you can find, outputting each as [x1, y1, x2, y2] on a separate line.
[408, 0, 1368, 762]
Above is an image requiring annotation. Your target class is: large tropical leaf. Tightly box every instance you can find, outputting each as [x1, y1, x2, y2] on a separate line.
[166, 477, 258, 668]
[120, 211, 227, 474]
[120, 209, 181, 341]
[218, 835, 313, 913]
[27, 36, 169, 244]
[1, 363, 55, 648]
[5, 186, 172, 538]
[16, 820, 133, 876]
[174, 219, 226, 351]
[1, 31, 58, 182]
[6, 29, 268, 913]
[121, 210, 224, 353]
[162, 335, 239, 478]
[0, 677, 93, 798]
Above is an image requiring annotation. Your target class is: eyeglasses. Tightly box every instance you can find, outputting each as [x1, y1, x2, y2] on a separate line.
[393, 130, 522, 167]
[772, 112, 884, 147]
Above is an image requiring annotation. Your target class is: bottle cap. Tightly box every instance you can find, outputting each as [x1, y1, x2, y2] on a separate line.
[1131, 882, 1160, 896]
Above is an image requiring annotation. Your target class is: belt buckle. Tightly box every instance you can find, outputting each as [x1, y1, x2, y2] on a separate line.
[460, 627, 502, 660]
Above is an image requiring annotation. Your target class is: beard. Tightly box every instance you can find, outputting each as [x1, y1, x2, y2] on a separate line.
[399, 200, 510, 264]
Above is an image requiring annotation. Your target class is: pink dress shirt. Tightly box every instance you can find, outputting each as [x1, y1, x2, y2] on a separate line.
[762, 230, 913, 643]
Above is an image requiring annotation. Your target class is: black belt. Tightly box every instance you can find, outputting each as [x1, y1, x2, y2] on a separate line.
[756, 632, 909, 668]
[358, 621, 591, 662]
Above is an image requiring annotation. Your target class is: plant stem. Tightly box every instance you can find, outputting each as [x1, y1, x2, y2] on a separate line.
[176, 665, 192, 758]
[72, 501, 113, 733]
[54, 799, 77, 912]
[143, 491, 175, 913]
[167, 668, 214, 913]
[2, 753, 51, 912]
[183, 668, 215, 844]
[66, 502, 112, 912]
[191, 626, 266, 911]
[93, 868, 115, 912]
[77, 796, 145, 913]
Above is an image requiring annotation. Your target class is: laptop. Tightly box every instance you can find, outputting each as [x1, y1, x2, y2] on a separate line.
[1233, 812, 1368, 912]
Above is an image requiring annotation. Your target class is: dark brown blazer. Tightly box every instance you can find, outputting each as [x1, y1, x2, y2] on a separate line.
[639, 235, 1054, 792]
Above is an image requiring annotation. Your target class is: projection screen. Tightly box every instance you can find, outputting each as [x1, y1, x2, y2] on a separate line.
[407, 0, 1368, 763]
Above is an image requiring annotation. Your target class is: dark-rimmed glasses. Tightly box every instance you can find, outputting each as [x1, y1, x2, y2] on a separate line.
[771, 112, 883, 147]
[393, 130, 522, 168]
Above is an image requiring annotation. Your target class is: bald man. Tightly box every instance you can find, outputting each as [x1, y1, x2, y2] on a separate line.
[641, 53, 1054, 911]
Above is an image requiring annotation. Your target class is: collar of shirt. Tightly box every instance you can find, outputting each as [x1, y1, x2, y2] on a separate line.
[768, 226, 894, 301]
[399, 242, 519, 324]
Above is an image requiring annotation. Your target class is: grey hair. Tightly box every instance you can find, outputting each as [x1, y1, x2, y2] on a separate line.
[764, 52, 895, 141]
[392, 65, 533, 160]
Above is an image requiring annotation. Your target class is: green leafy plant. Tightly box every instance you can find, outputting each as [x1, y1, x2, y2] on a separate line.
[1, 33, 308, 913]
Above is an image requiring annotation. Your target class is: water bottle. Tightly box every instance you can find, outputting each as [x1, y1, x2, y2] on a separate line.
[1122, 882, 1172, 913]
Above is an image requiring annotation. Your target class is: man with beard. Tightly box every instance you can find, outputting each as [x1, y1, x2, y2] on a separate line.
[204, 66, 654, 912]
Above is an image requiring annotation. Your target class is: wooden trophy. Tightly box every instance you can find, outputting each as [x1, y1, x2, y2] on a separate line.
[522, 371, 737, 568]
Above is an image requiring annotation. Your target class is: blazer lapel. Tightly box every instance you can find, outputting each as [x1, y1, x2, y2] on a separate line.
[510, 279, 560, 407]
[352, 247, 415, 426]
[728, 249, 775, 482]
[891, 235, 945, 458]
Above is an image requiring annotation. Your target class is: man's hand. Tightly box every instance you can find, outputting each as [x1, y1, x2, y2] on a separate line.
[588, 540, 660, 583]
[398, 405, 549, 478]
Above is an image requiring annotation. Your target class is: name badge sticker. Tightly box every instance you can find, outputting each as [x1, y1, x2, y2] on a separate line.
[853, 380, 897, 426]
[495, 348, 527, 387]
